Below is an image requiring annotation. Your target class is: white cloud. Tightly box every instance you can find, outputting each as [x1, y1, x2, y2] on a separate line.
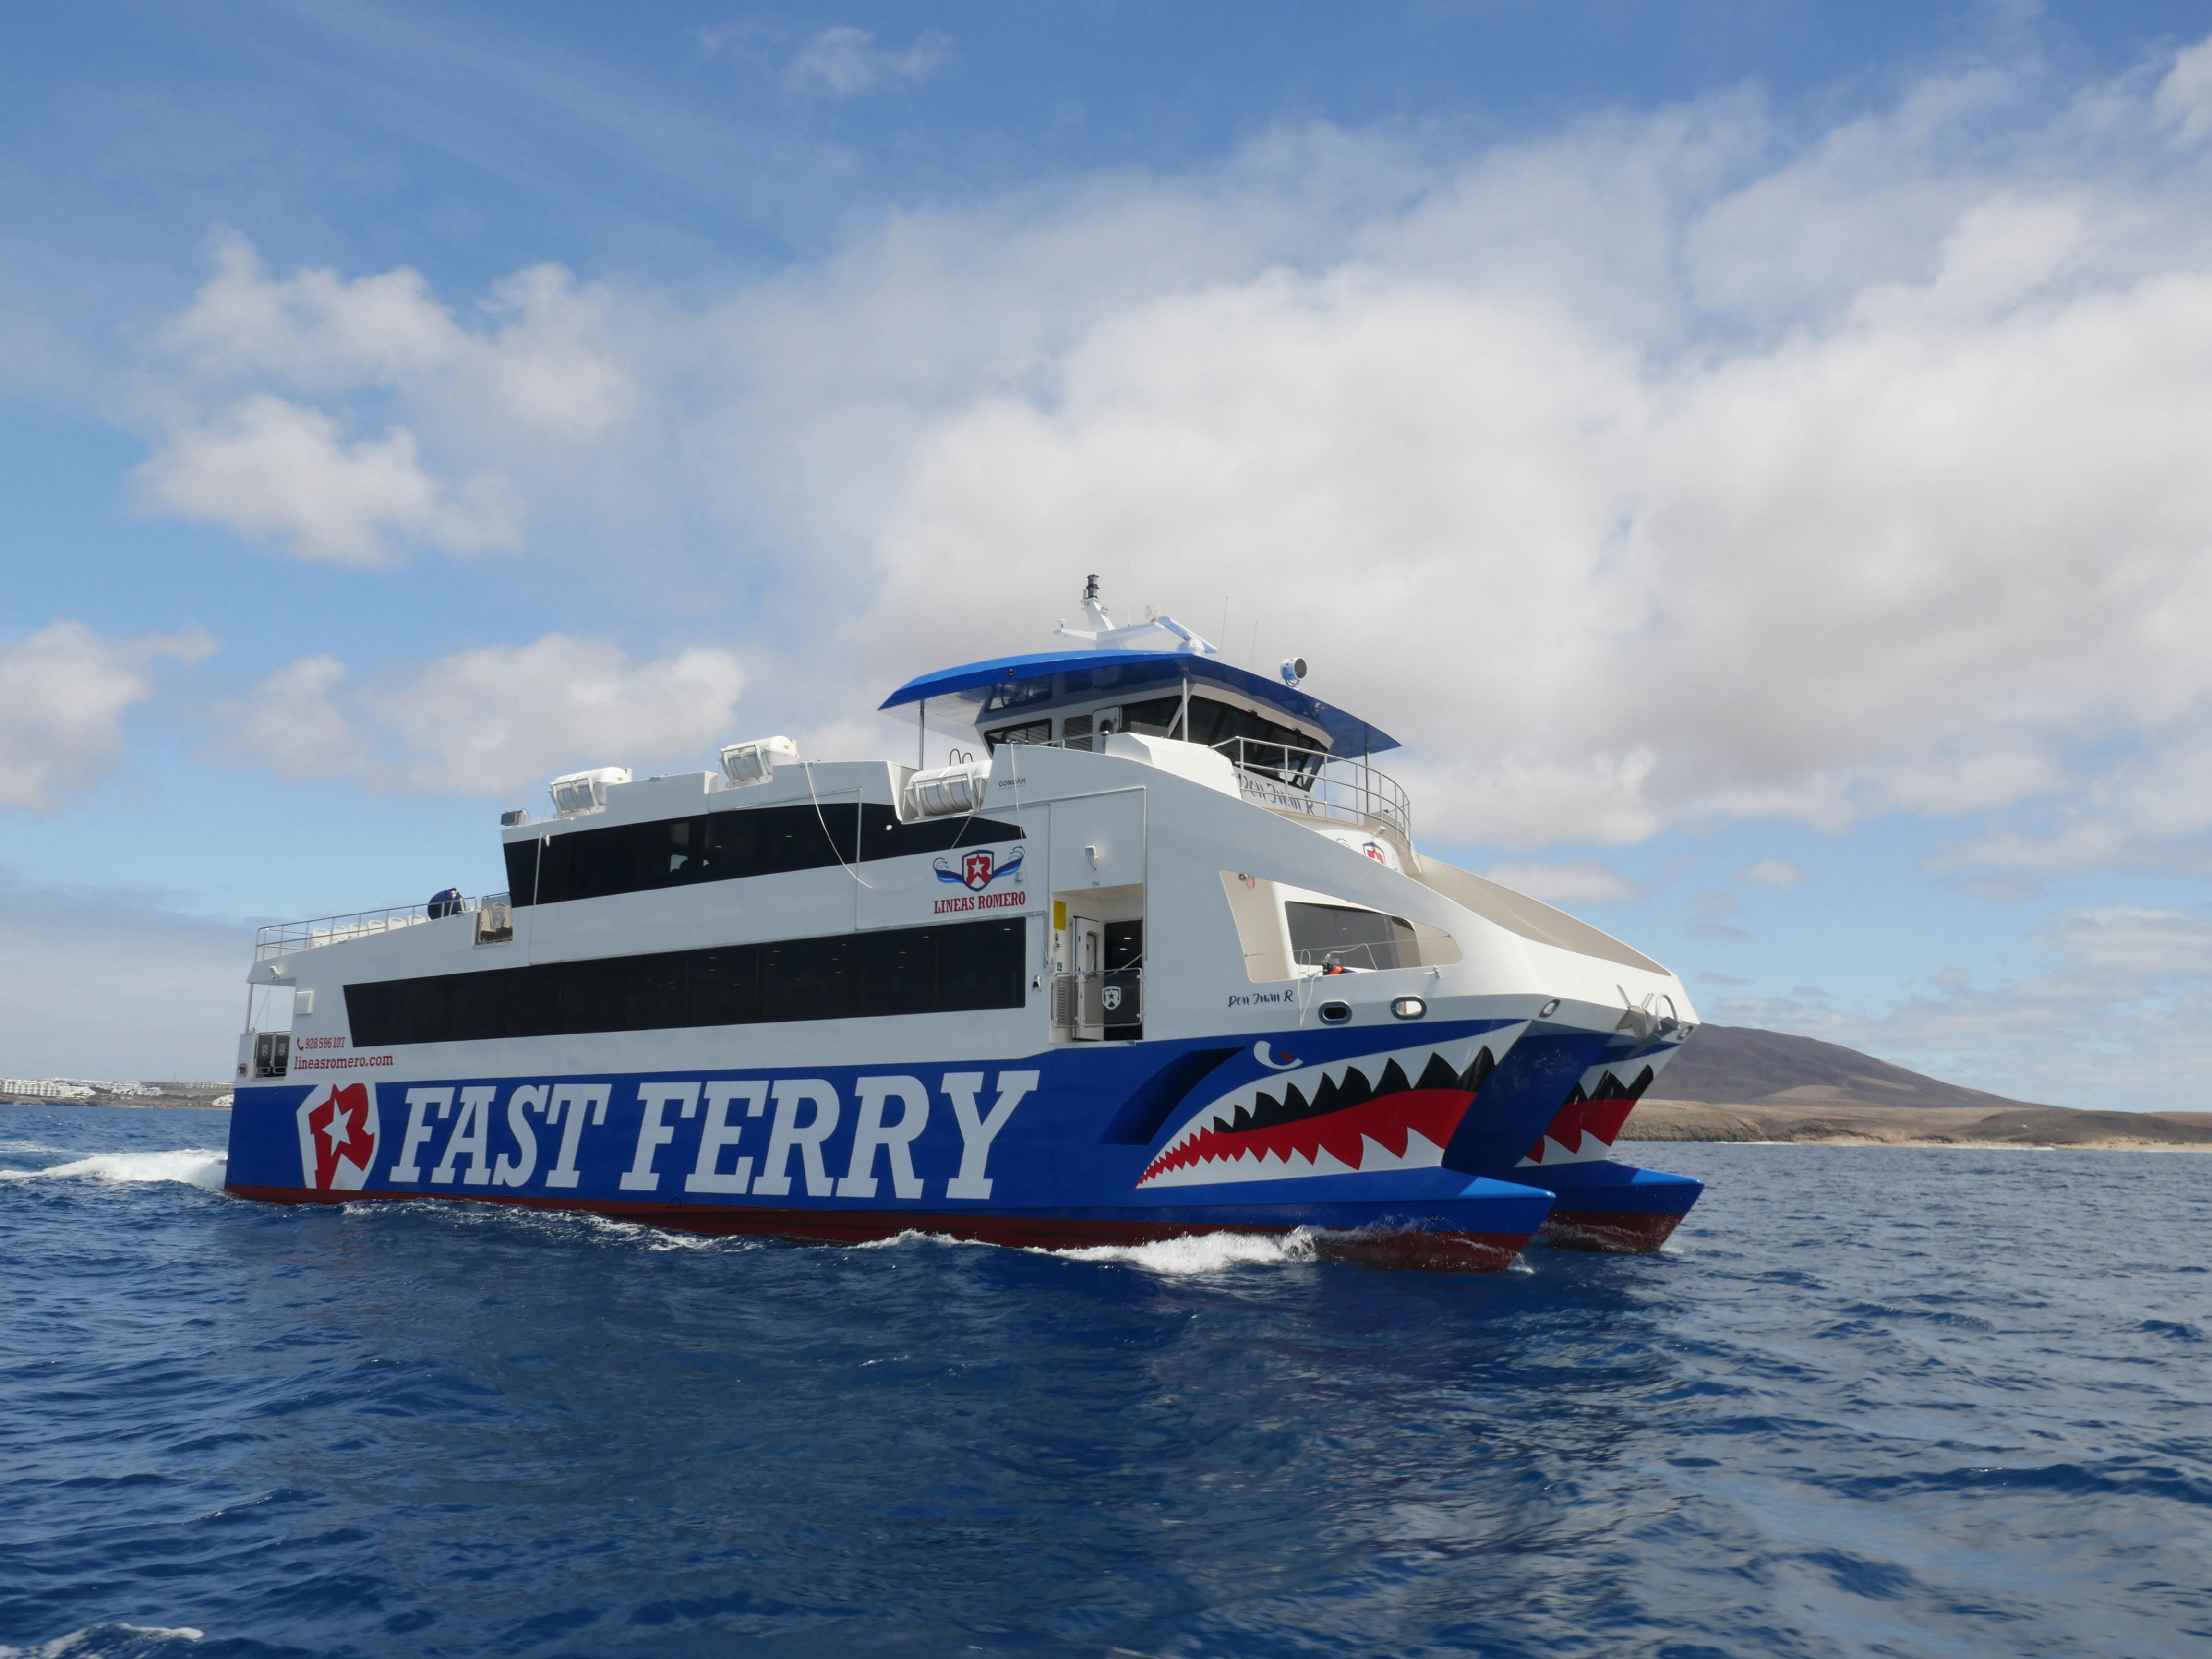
[134, 237, 633, 563]
[1482, 860, 1641, 905]
[788, 27, 954, 98]
[221, 654, 369, 778]
[852, 218, 2212, 850]
[2157, 34, 2212, 146]
[223, 635, 749, 798]
[1733, 858, 1807, 889]
[2048, 905, 2212, 978]
[138, 395, 523, 564]
[164, 238, 635, 441]
[0, 623, 216, 812]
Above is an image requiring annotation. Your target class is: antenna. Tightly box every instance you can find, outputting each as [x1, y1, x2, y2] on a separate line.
[1082, 573, 1101, 605]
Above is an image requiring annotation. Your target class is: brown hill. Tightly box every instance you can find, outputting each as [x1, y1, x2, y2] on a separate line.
[1652, 1024, 2046, 1112]
[1623, 1026, 2209, 1147]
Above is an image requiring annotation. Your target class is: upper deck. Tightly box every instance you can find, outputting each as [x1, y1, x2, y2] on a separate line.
[259, 584, 1423, 958]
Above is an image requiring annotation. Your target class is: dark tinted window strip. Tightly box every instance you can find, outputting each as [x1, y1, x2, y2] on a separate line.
[502, 805, 1026, 908]
[343, 919, 1028, 1046]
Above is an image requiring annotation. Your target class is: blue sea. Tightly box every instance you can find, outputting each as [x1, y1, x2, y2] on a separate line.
[2, 1105, 2207, 1659]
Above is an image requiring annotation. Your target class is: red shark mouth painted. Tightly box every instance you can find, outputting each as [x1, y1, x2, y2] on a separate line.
[1523, 1064, 1652, 1165]
[1143, 1087, 1477, 1183]
[1140, 1047, 1495, 1188]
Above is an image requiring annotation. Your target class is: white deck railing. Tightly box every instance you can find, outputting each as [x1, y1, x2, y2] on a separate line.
[985, 730, 1415, 841]
[1210, 737, 1413, 842]
[255, 893, 508, 961]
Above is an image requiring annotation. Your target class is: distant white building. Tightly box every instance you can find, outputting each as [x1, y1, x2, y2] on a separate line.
[2, 1079, 97, 1100]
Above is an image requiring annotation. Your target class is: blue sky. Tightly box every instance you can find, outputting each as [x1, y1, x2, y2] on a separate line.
[8, 0, 2212, 1100]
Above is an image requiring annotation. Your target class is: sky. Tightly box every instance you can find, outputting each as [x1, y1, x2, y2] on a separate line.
[6, 0, 2212, 1104]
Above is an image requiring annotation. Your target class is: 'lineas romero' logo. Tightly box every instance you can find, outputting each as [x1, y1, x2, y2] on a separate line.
[294, 1081, 380, 1190]
[934, 845, 1024, 892]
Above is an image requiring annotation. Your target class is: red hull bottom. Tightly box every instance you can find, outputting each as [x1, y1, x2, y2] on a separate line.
[227, 1185, 1532, 1273]
[1536, 1209, 1686, 1254]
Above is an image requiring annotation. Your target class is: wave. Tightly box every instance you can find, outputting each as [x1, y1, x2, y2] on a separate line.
[0, 1150, 226, 1189]
[0, 1624, 204, 1658]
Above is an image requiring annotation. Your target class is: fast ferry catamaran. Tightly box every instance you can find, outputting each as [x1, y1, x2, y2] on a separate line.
[225, 582, 1703, 1269]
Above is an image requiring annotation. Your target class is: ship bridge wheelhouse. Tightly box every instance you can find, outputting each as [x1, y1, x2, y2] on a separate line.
[881, 649, 1407, 829]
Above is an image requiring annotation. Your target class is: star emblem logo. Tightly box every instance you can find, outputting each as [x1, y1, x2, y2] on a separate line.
[294, 1081, 380, 1190]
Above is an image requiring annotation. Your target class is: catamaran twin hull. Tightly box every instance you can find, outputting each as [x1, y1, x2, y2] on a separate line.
[226, 605, 1707, 1269]
[229, 1020, 1595, 1271]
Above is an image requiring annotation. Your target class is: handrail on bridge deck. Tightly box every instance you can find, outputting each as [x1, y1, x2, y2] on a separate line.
[981, 729, 1414, 841]
[1208, 736, 1413, 842]
[255, 893, 510, 961]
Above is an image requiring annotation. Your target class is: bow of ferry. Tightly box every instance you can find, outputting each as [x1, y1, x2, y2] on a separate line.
[226, 584, 1703, 1269]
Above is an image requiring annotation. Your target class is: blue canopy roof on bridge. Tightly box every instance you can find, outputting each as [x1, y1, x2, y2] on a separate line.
[879, 649, 1400, 757]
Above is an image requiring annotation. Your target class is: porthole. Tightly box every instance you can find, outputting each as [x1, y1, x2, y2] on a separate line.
[1537, 997, 1561, 1018]
[1320, 1000, 1352, 1024]
[1390, 996, 1426, 1020]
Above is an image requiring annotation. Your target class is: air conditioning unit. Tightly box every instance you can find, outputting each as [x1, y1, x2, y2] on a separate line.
[548, 767, 631, 816]
[721, 735, 799, 787]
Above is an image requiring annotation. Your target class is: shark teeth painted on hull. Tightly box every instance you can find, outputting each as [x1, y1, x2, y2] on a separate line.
[1518, 1056, 1662, 1167]
[1139, 1032, 1514, 1189]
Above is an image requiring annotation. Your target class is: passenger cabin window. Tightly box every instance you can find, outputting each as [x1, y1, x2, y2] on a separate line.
[1286, 901, 1416, 972]
[981, 719, 1051, 751]
[503, 806, 1026, 907]
[345, 919, 1027, 1044]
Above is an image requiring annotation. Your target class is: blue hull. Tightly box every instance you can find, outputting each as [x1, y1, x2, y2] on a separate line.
[1526, 1160, 1704, 1252]
[226, 1020, 1569, 1270]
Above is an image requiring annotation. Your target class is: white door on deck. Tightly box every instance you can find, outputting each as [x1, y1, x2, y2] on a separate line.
[1074, 917, 1105, 1040]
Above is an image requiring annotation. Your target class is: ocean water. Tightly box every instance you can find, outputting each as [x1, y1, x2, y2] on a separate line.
[2, 1106, 2207, 1659]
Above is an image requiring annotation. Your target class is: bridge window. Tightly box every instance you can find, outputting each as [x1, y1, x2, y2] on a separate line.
[978, 675, 1054, 714]
[1118, 694, 1322, 781]
[982, 719, 1051, 750]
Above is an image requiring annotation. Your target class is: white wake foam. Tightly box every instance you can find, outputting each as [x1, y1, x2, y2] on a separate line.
[0, 1625, 204, 1658]
[1051, 1228, 1321, 1275]
[854, 1227, 1320, 1274]
[854, 1228, 996, 1252]
[0, 1150, 226, 1189]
